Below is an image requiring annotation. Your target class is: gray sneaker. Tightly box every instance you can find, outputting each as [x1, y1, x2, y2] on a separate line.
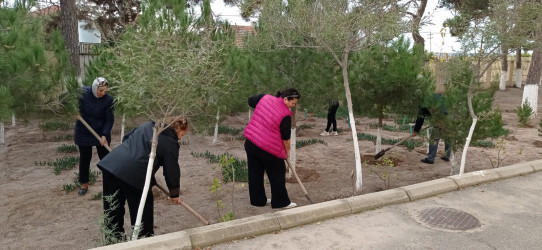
[320, 130, 329, 136]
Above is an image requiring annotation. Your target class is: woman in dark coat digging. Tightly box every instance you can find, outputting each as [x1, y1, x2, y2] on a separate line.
[97, 117, 188, 240]
[74, 77, 114, 196]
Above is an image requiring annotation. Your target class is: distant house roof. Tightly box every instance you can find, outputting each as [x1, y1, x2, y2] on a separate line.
[231, 25, 255, 48]
[31, 5, 59, 16]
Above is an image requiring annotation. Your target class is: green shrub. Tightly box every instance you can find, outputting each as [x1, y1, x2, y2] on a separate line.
[53, 156, 80, 175]
[39, 121, 73, 131]
[516, 101, 534, 127]
[191, 151, 248, 182]
[57, 144, 78, 153]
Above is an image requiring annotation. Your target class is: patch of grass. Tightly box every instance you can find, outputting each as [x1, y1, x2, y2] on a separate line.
[57, 144, 78, 153]
[92, 192, 103, 200]
[53, 156, 80, 175]
[39, 121, 73, 131]
[296, 139, 327, 149]
[49, 134, 74, 141]
[191, 151, 248, 182]
[471, 140, 495, 148]
[210, 125, 243, 136]
[61, 170, 101, 193]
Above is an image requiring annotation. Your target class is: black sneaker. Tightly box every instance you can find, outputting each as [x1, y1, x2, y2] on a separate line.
[441, 156, 450, 162]
[421, 158, 434, 164]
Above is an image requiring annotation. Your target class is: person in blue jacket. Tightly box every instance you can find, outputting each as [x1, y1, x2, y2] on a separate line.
[74, 77, 114, 195]
[97, 117, 187, 240]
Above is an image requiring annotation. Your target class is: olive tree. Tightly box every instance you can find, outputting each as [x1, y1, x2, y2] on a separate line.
[252, 0, 407, 193]
[100, 0, 230, 239]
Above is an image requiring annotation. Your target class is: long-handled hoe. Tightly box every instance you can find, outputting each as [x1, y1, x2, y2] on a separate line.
[76, 115, 209, 225]
[285, 159, 314, 204]
[373, 126, 430, 160]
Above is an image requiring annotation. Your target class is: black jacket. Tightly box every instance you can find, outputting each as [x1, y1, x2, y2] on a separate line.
[74, 86, 114, 146]
[97, 121, 181, 197]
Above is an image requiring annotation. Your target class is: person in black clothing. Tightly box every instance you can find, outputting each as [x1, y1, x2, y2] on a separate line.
[244, 88, 300, 209]
[320, 100, 339, 136]
[74, 77, 114, 196]
[97, 117, 188, 240]
[412, 94, 450, 164]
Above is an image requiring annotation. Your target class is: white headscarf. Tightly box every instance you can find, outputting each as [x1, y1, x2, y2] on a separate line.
[92, 77, 108, 98]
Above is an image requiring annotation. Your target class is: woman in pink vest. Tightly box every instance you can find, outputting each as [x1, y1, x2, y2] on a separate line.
[244, 88, 300, 209]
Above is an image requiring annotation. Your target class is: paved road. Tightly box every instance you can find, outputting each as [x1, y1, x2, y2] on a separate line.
[214, 171, 542, 250]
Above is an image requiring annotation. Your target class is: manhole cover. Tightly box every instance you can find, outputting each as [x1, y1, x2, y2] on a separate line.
[416, 207, 480, 231]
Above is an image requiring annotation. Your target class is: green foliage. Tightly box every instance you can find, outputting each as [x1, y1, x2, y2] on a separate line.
[296, 139, 327, 149]
[48, 134, 74, 141]
[92, 192, 103, 200]
[39, 121, 73, 131]
[98, 192, 127, 245]
[368, 157, 397, 190]
[191, 151, 248, 182]
[99, 1, 230, 133]
[428, 59, 506, 153]
[349, 36, 434, 120]
[209, 177, 235, 222]
[52, 156, 80, 175]
[57, 144, 78, 153]
[516, 101, 534, 127]
[0, 5, 72, 120]
[61, 170, 101, 192]
[471, 140, 495, 148]
[315, 106, 349, 119]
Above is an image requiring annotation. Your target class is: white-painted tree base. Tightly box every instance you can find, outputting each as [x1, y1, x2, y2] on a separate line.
[375, 127, 382, 154]
[0, 122, 4, 144]
[499, 71, 507, 90]
[522, 84, 538, 118]
[515, 69, 523, 88]
[288, 129, 297, 178]
[12, 113, 15, 127]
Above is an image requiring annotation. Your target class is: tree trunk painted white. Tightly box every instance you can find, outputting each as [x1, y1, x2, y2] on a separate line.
[248, 109, 251, 121]
[288, 128, 296, 178]
[522, 84, 538, 118]
[515, 68, 523, 88]
[132, 126, 160, 240]
[120, 113, 126, 140]
[375, 127, 382, 154]
[212, 108, 220, 144]
[499, 71, 507, 90]
[515, 48, 522, 88]
[0, 122, 4, 144]
[458, 118, 477, 176]
[11, 113, 15, 127]
[340, 53, 363, 193]
[449, 150, 458, 175]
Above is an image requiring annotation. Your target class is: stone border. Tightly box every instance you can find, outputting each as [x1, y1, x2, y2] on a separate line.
[92, 160, 542, 250]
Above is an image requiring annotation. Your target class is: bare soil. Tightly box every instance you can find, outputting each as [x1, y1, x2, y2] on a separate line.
[1, 88, 541, 249]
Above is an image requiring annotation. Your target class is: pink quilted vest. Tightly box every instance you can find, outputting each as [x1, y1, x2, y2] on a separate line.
[244, 95, 292, 159]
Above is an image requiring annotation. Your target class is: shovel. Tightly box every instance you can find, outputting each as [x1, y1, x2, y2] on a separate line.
[285, 159, 314, 204]
[373, 126, 430, 160]
[76, 115, 209, 225]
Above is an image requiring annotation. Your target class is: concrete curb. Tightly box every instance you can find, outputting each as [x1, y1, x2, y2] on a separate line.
[92, 161, 542, 250]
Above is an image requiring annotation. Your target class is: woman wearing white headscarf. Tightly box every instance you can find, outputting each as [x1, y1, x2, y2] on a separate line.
[74, 77, 114, 195]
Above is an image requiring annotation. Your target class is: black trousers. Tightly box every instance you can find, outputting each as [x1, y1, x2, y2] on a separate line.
[325, 105, 339, 132]
[102, 170, 154, 239]
[78, 145, 109, 184]
[246, 152, 291, 208]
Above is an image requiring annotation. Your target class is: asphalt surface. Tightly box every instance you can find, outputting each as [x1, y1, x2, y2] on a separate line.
[213, 171, 542, 250]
